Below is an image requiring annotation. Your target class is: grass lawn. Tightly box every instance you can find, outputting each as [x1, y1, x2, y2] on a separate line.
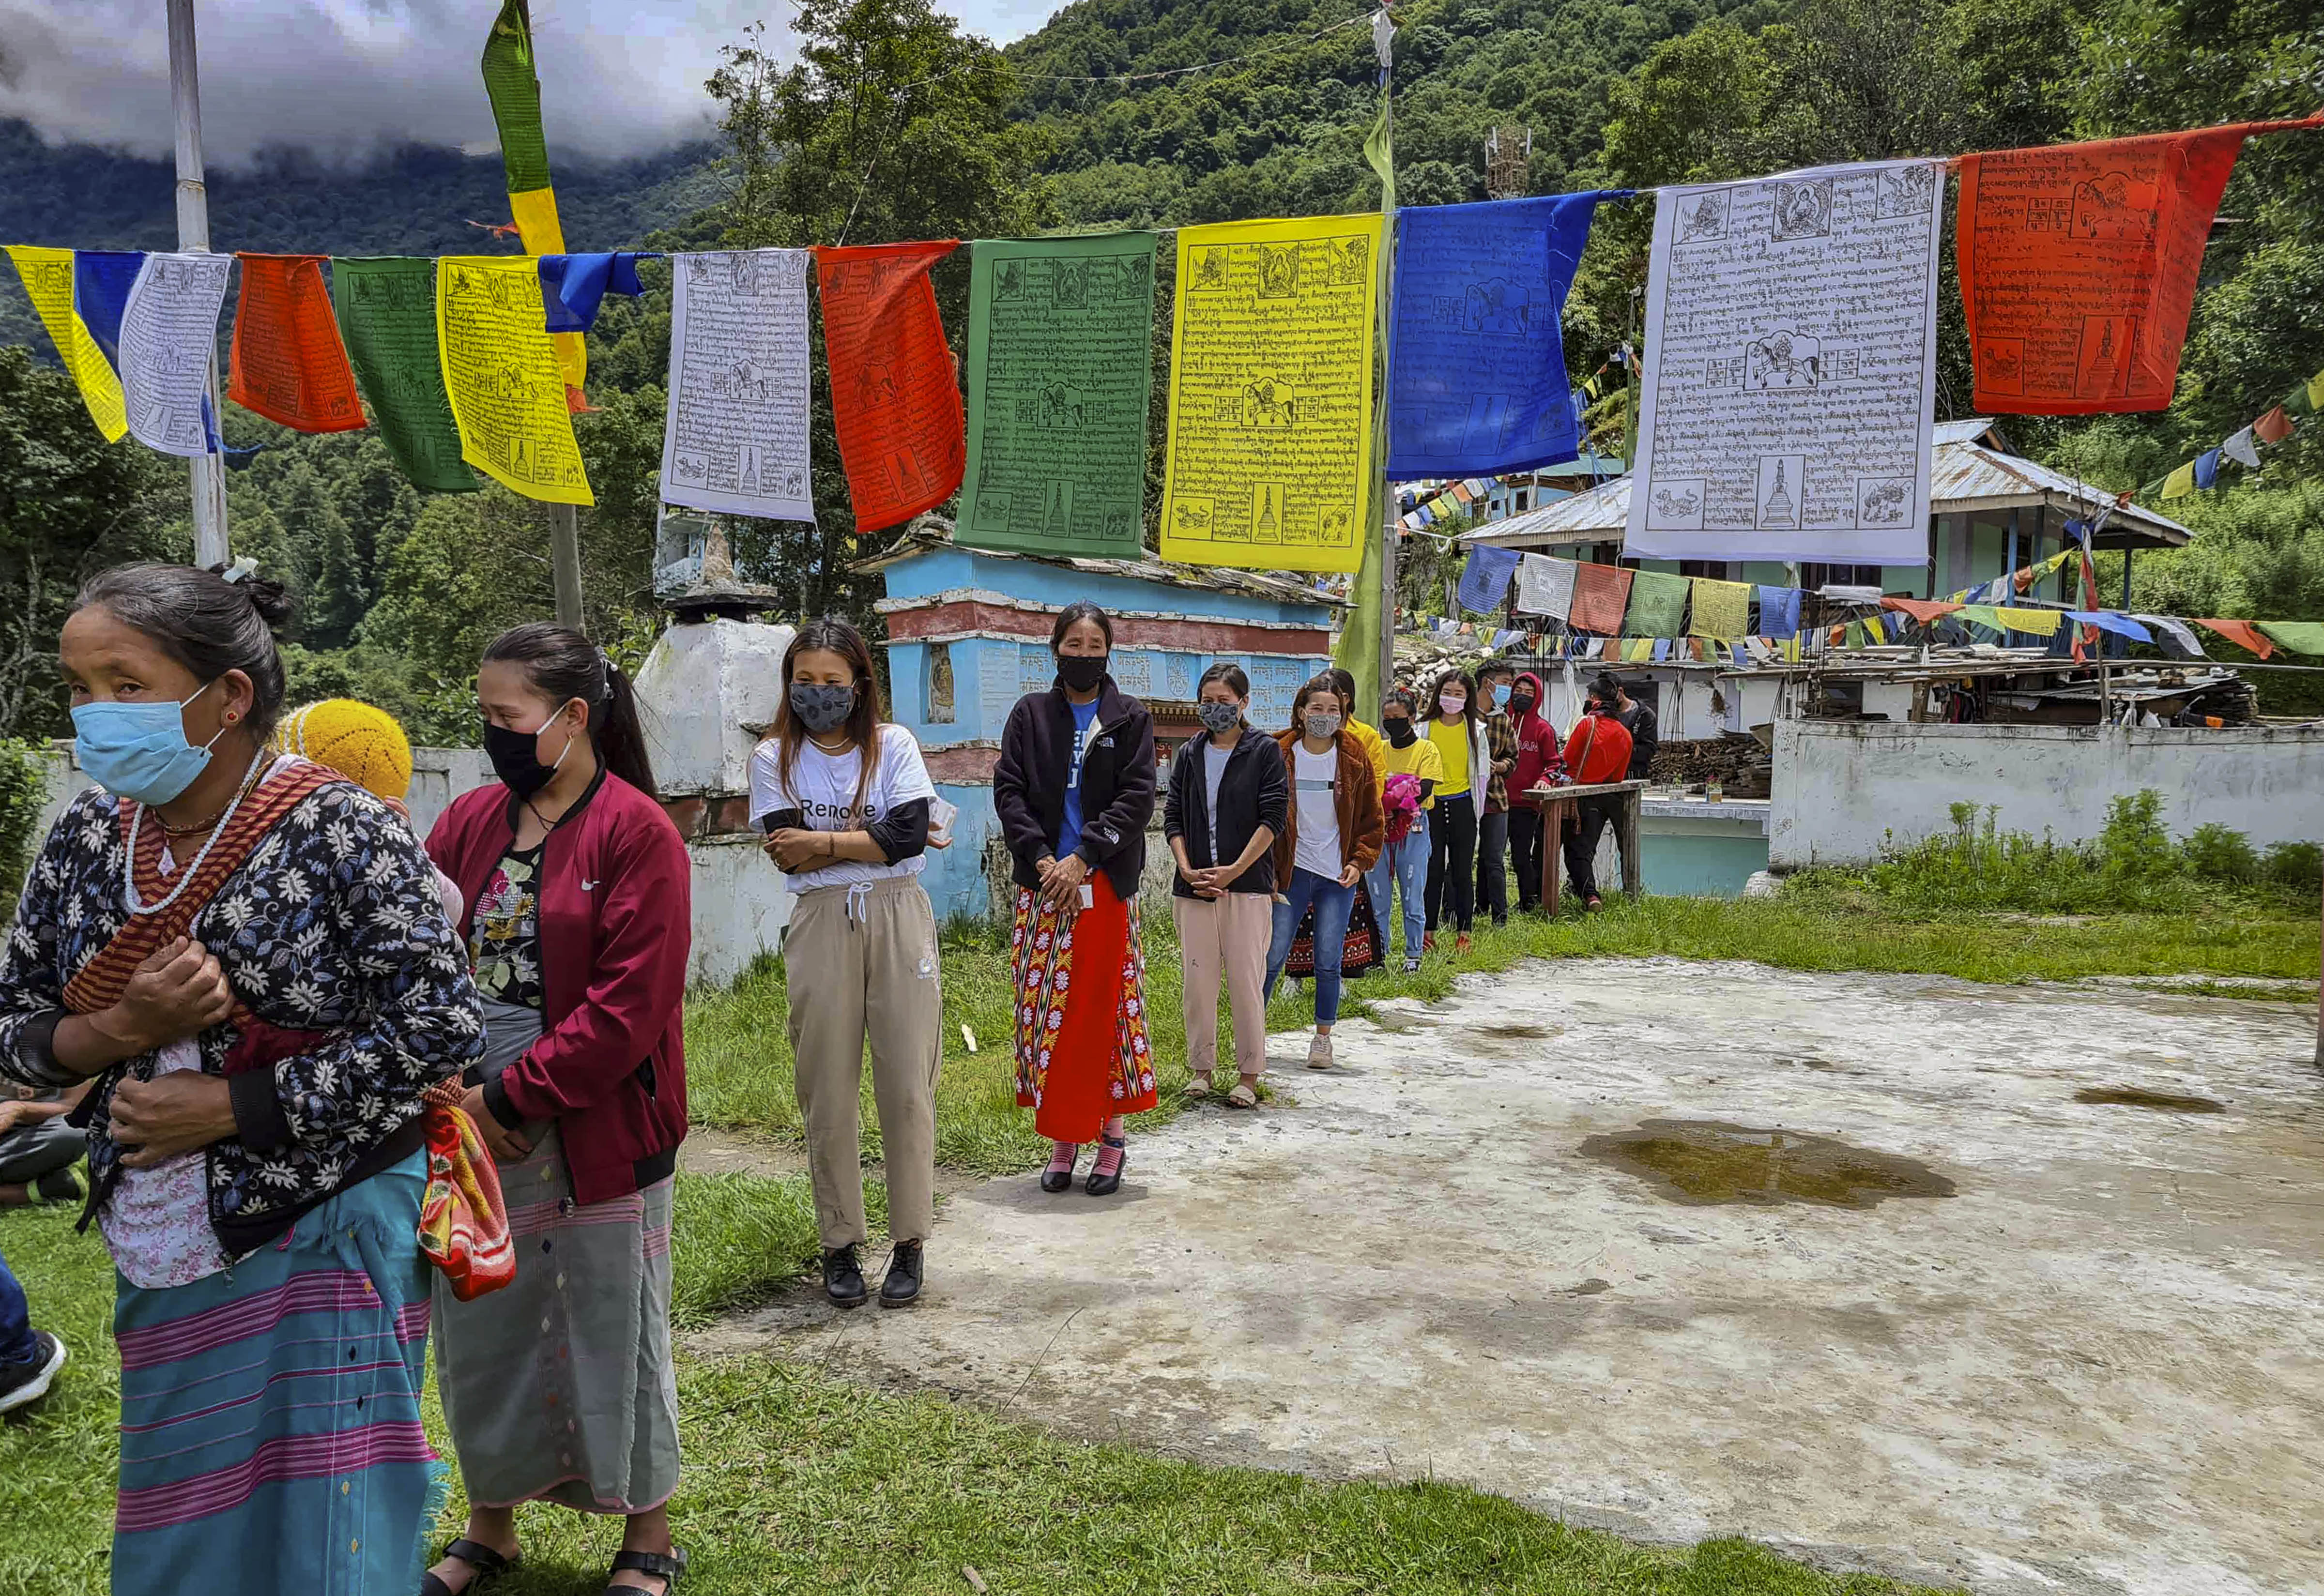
[7, 883, 2311, 1594]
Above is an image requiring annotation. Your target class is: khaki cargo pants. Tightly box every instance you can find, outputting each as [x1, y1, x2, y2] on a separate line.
[784, 876, 943, 1249]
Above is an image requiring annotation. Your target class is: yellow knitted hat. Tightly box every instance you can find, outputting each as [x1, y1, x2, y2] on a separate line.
[276, 699, 415, 803]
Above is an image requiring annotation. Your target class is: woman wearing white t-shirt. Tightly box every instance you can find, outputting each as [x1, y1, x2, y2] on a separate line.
[1261, 676, 1384, 1072]
[749, 620, 943, 1312]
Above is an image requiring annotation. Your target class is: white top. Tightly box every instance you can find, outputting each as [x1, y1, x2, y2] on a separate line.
[1292, 743, 1342, 880]
[748, 724, 937, 895]
[1202, 740, 1232, 861]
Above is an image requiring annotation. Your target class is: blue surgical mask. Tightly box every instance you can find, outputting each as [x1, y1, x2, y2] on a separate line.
[72, 681, 224, 805]
[1490, 683, 1512, 709]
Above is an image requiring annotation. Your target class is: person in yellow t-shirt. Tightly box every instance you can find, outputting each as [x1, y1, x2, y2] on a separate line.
[1423, 670, 1486, 955]
[1369, 688, 1442, 971]
[1325, 668, 1388, 803]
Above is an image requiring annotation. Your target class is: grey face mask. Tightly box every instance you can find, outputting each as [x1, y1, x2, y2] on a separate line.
[791, 681, 855, 735]
[1304, 712, 1342, 741]
[1197, 699, 1242, 733]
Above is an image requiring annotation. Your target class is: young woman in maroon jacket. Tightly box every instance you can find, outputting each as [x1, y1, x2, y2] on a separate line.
[423, 624, 692, 1596]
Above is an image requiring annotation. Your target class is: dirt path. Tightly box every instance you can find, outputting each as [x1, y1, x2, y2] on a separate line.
[692, 958, 2324, 1596]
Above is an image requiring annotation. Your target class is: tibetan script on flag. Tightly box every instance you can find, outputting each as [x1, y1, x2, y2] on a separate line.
[960, 234, 1157, 560]
[119, 252, 232, 458]
[814, 241, 964, 536]
[436, 255, 591, 504]
[333, 258, 478, 493]
[1161, 214, 1383, 574]
[229, 254, 367, 433]
[1628, 160, 1942, 565]
[661, 249, 815, 522]
[1959, 128, 2249, 414]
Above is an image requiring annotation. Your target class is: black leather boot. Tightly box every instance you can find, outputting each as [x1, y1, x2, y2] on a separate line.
[880, 1241, 923, 1308]
[823, 1245, 868, 1309]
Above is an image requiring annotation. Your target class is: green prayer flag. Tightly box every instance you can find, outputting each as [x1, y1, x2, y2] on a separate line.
[1363, 103, 1396, 213]
[482, 0, 553, 196]
[1336, 94, 1397, 718]
[958, 235, 1158, 560]
[1621, 569, 1689, 637]
[330, 257, 479, 495]
[2258, 620, 2324, 655]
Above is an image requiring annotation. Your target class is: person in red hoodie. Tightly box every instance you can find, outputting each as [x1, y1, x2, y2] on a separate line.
[1503, 671, 1566, 914]
[424, 623, 692, 1596]
[1560, 676, 1635, 911]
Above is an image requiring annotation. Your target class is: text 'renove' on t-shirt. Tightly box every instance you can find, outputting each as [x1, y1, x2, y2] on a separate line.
[748, 723, 938, 894]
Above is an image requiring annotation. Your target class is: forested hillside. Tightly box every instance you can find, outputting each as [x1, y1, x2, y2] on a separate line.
[0, 0, 2317, 745]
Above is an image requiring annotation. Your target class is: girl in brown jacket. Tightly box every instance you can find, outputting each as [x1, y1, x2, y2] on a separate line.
[1261, 675, 1385, 1072]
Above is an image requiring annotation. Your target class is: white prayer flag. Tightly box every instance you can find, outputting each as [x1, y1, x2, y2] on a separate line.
[119, 252, 231, 458]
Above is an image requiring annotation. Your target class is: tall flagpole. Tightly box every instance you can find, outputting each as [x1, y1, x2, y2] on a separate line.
[166, 0, 230, 567]
[1372, 9, 1399, 702]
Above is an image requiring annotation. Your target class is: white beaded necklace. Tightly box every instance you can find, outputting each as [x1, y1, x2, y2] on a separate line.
[122, 749, 270, 918]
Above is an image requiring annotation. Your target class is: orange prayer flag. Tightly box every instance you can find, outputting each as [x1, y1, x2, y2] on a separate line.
[1881, 596, 1962, 625]
[2252, 405, 2293, 445]
[1958, 126, 2266, 414]
[228, 254, 367, 433]
[1565, 561, 1633, 635]
[2191, 618, 2275, 660]
[813, 241, 964, 536]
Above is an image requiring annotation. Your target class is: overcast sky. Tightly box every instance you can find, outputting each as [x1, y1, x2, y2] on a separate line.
[0, 0, 1063, 165]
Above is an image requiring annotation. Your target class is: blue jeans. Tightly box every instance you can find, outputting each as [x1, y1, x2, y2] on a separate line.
[1264, 867, 1356, 1026]
[1368, 818, 1429, 959]
[0, 1246, 35, 1366]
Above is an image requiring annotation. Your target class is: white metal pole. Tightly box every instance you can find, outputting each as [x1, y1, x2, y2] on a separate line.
[167, 0, 230, 568]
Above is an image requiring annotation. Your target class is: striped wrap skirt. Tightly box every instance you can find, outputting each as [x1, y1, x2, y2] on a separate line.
[110, 1153, 435, 1596]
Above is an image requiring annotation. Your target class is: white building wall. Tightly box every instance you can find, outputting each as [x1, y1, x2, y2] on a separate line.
[1771, 721, 2324, 868]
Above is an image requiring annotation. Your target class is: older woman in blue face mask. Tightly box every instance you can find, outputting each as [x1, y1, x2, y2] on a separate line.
[0, 562, 481, 1596]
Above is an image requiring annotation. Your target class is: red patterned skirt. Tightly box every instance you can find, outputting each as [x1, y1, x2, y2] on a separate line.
[1011, 873, 1157, 1143]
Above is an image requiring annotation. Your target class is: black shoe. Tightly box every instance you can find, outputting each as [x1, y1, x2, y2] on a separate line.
[879, 1241, 923, 1308]
[0, 1330, 67, 1415]
[33, 1167, 81, 1204]
[822, 1246, 868, 1309]
[1040, 1145, 1078, 1194]
[1086, 1136, 1128, 1198]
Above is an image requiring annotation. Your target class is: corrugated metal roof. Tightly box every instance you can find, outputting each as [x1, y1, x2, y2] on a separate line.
[853, 516, 1347, 608]
[1462, 419, 2191, 551]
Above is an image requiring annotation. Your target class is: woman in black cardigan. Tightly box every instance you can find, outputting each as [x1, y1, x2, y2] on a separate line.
[992, 603, 1158, 1197]
[1162, 663, 1288, 1110]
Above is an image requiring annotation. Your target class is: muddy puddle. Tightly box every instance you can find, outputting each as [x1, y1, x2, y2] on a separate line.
[2075, 1087, 2226, 1114]
[1578, 1120, 1957, 1209]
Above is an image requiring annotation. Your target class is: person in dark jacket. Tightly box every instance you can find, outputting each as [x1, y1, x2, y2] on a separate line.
[424, 623, 691, 1596]
[993, 602, 1158, 1198]
[1607, 673, 1658, 779]
[1163, 663, 1287, 1110]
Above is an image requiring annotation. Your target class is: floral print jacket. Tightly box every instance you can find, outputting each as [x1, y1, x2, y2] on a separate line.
[0, 780, 484, 1255]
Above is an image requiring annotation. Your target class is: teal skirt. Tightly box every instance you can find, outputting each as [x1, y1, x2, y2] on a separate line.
[110, 1153, 435, 1596]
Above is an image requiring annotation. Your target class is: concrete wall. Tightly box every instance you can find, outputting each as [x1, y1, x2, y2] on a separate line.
[1771, 720, 2324, 868]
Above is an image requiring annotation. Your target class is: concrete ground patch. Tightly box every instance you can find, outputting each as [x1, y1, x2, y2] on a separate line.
[693, 957, 2324, 1596]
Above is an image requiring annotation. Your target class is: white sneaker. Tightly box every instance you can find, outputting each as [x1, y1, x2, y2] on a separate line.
[1305, 1032, 1334, 1070]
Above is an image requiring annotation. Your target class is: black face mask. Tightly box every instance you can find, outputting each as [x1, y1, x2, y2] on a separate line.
[1056, 654, 1107, 693]
[1383, 716, 1416, 747]
[790, 682, 855, 735]
[1512, 693, 1537, 716]
[485, 713, 575, 801]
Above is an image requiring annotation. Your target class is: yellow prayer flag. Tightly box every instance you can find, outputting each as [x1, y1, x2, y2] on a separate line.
[503, 190, 586, 392]
[2161, 461, 2196, 499]
[436, 255, 593, 506]
[1994, 606, 2063, 635]
[1865, 614, 1888, 644]
[1686, 577, 1751, 638]
[7, 244, 128, 442]
[1160, 214, 1383, 574]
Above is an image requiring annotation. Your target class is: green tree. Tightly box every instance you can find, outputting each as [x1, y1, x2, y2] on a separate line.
[0, 347, 180, 739]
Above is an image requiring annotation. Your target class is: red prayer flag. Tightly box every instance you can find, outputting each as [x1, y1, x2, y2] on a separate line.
[2191, 617, 2275, 660]
[1565, 561, 1633, 635]
[1958, 126, 2267, 414]
[813, 241, 964, 535]
[2252, 405, 2294, 444]
[228, 254, 367, 433]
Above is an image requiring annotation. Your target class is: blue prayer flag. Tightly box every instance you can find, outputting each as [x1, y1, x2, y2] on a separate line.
[1456, 544, 1522, 615]
[2191, 449, 2221, 491]
[2066, 610, 2153, 644]
[1757, 585, 1803, 639]
[1388, 192, 1628, 477]
[72, 250, 145, 372]
[538, 252, 657, 334]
